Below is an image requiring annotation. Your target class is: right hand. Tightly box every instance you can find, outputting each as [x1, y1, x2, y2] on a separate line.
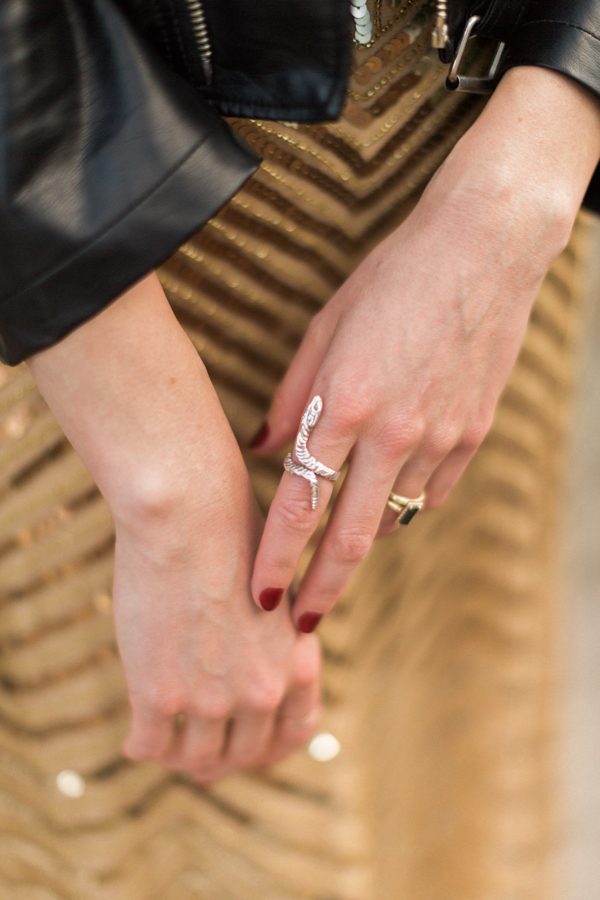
[113, 449, 322, 783]
[25, 269, 321, 782]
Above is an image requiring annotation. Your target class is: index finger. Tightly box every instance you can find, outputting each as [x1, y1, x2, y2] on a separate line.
[250, 394, 353, 618]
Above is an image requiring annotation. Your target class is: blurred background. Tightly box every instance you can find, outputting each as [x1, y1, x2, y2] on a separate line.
[561, 210, 600, 900]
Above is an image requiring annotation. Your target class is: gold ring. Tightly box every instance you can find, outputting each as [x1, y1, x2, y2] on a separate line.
[386, 490, 426, 526]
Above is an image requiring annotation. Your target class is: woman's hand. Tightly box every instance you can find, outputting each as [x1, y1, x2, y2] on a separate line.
[248, 66, 600, 632]
[113, 459, 321, 783]
[27, 271, 321, 780]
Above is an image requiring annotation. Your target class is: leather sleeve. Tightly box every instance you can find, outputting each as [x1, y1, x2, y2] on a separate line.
[498, 0, 600, 215]
[0, 0, 260, 366]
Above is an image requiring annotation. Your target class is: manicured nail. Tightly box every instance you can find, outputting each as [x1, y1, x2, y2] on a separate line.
[248, 423, 269, 449]
[297, 612, 322, 633]
[259, 587, 283, 611]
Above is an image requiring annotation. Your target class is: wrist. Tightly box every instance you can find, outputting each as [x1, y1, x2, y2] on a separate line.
[111, 439, 248, 542]
[422, 150, 570, 281]
[27, 271, 245, 530]
[420, 65, 600, 272]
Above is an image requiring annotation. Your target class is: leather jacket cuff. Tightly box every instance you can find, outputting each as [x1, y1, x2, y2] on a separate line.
[0, 123, 258, 367]
[0, 0, 260, 368]
[499, 17, 600, 99]
[497, 1, 600, 215]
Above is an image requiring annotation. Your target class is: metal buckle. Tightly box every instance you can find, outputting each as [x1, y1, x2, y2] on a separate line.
[445, 15, 506, 95]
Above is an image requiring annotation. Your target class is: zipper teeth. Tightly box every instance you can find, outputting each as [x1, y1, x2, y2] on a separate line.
[185, 0, 213, 83]
[431, 0, 449, 48]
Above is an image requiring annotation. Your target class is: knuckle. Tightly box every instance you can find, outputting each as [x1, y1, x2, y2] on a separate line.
[280, 706, 322, 743]
[291, 655, 321, 689]
[327, 391, 370, 434]
[154, 693, 186, 719]
[244, 678, 286, 715]
[377, 417, 425, 461]
[193, 691, 235, 722]
[290, 635, 322, 686]
[421, 426, 459, 461]
[460, 419, 490, 452]
[278, 496, 319, 533]
[329, 528, 372, 565]
[133, 684, 184, 719]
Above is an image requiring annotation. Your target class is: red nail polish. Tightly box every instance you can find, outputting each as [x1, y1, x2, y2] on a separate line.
[249, 423, 269, 449]
[297, 612, 322, 633]
[259, 587, 283, 611]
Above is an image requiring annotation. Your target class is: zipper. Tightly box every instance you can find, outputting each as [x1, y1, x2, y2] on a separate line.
[431, 0, 449, 50]
[184, 0, 213, 85]
[431, 0, 523, 53]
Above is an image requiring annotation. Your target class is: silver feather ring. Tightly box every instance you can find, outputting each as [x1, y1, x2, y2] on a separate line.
[283, 395, 340, 510]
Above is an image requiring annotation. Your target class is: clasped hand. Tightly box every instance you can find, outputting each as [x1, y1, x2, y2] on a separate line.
[115, 465, 322, 784]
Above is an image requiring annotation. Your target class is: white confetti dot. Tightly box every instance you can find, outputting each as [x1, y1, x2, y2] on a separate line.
[56, 769, 86, 798]
[307, 732, 341, 762]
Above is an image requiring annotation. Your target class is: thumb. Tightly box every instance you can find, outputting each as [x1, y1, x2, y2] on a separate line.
[248, 310, 336, 453]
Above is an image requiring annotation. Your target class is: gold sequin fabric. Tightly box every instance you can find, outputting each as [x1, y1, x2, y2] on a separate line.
[0, 1, 593, 896]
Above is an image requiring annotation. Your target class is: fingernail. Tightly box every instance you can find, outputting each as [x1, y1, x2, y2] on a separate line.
[297, 612, 322, 633]
[259, 587, 284, 611]
[248, 423, 269, 449]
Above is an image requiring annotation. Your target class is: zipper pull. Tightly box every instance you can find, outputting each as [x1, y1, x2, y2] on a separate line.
[431, 0, 449, 49]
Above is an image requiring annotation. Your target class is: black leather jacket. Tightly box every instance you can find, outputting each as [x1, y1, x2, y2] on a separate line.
[0, 0, 598, 366]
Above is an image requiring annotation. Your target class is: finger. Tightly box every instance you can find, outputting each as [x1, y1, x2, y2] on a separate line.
[261, 652, 322, 767]
[122, 706, 175, 762]
[248, 312, 338, 454]
[377, 442, 476, 535]
[251, 393, 354, 613]
[377, 444, 445, 534]
[164, 716, 228, 777]
[220, 712, 275, 770]
[290, 436, 403, 626]
[422, 444, 478, 510]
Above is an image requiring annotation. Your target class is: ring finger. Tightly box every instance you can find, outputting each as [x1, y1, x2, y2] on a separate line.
[377, 452, 438, 534]
[219, 712, 275, 772]
[164, 715, 228, 777]
[378, 437, 477, 533]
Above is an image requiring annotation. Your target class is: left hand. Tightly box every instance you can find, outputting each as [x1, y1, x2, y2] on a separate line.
[248, 66, 600, 632]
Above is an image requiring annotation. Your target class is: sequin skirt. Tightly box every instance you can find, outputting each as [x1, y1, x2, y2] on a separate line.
[0, 1, 593, 896]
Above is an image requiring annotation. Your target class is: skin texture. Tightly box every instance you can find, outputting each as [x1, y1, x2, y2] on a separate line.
[26, 65, 600, 777]
[27, 274, 322, 783]
[249, 66, 600, 630]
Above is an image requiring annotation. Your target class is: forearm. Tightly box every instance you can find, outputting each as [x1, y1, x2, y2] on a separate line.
[26, 272, 244, 527]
